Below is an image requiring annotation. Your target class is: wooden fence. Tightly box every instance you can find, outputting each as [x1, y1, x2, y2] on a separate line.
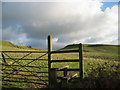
[0, 51, 48, 88]
[1, 35, 83, 88]
[48, 35, 84, 87]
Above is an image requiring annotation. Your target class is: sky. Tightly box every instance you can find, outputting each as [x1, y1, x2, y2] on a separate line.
[1, 0, 119, 50]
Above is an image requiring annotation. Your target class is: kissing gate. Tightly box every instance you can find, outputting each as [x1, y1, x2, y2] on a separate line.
[1, 35, 83, 88]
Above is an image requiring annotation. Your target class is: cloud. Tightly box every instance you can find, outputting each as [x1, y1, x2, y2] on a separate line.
[2, 1, 118, 50]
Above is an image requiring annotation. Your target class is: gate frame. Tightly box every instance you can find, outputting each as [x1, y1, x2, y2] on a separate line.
[48, 35, 84, 86]
[1, 35, 83, 87]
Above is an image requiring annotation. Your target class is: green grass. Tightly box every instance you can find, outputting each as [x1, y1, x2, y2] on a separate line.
[1, 41, 120, 88]
[0, 40, 45, 51]
[61, 44, 119, 60]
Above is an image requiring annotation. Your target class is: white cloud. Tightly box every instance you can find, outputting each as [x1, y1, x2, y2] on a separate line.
[2, 1, 118, 50]
[2, 0, 120, 2]
[0, 1, 2, 41]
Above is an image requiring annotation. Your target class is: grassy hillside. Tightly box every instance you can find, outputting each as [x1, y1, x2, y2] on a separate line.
[0, 41, 45, 51]
[62, 44, 118, 53]
[54, 44, 120, 88]
[61, 44, 119, 61]
[1, 41, 120, 88]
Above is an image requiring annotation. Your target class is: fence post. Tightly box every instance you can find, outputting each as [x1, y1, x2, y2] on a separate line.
[64, 68, 68, 77]
[48, 35, 52, 86]
[49, 68, 57, 87]
[79, 43, 84, 79]
[61, 77, 68, 88]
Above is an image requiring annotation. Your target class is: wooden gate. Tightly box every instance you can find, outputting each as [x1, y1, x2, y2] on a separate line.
[48, 35, 84, 87]
[1, 51, 48, 88]
[0, 35, 83, 88]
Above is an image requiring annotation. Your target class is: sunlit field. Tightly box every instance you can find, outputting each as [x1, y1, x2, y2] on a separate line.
[0, 41, 120, 88]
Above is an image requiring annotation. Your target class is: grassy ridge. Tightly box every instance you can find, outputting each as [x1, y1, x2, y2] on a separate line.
[1, 41, 120, 88]
[0, 41, 45, 51]
[61, 44, 119, 61]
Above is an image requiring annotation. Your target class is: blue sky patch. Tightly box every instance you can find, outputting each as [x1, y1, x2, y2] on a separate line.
[101, 2, 118, 11]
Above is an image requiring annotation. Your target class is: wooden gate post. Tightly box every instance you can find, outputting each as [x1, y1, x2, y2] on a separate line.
[64, 67, 68, 77]
[49, 68, 57, 87]
[48, 35, 52, 86]
[79, 43, 84, 79]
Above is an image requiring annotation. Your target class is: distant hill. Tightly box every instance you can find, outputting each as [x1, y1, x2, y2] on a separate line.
[62, 44, 118, 53]
[0, 41, 45, 51]
[61, 44, 119, 61]
[1, 41, 120, 88]
[0, 40, 119, 60]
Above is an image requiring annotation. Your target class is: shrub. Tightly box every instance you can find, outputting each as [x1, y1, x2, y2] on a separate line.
[68, 62, 120, 88]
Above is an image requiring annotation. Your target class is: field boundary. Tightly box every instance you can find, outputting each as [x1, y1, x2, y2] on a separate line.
[47, 35, 84, 86]
[0, 35, 84, 87]
[0, 50, 48, 87]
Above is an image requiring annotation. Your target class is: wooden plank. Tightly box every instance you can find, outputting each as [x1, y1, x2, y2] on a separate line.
[57, 69, 80, 71]
[60, 73, 78, 87]
[49, 68, 57, 86]
[56, 65, 69, 77]
[57, 73, 78, 80]
[2, 76, 48, 82]
[0, 58, 48, 61]
[64, 68, 68, 77]
[48, 35, 52, 86]
[51, 59, 79, 63]
[2, 72, 48, 77]
[2, 64, 48, 68]
[0, 51, 48, 53]
[51, 50, 79, 54]
[65, 73, 78, 80]
[2, 69, 48, 73]
[71, 73, 78, 78]
[57, 65, 69, 70]
[79, 43, 84, 79]
[2, 80, 47, 85]
[1, 53, 8, 65]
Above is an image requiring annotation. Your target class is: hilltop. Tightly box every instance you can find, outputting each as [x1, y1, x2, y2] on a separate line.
[0, 40, 119, 60]
[0, 40, 45, 51]
[62, 44, 119, 53]
[61, 44, 119, 61]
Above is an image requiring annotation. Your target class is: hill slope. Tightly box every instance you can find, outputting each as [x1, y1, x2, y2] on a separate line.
[0, 41, 119, 60]
[0, 41, 45, 51]
[1, 41, 120, 88]
[61, 44, 119, 61]
[62, 44, 118, 53]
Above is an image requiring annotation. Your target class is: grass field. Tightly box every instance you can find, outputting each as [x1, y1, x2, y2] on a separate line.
[0, 41, 120, 88]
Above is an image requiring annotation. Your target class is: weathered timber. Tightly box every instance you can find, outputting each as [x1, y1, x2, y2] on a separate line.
[50, 59, 79, 62]
[79, 43, 84, 79]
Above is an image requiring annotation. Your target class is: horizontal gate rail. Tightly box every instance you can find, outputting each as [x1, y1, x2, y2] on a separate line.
[57, 68, 80, 71]
[50, 59, 80, 62]
[0, 58, 48, 60]
[51, 50, 79, 54]
[2, 69, 48, 73]
[2, 80, 47, 85]
[2, 64, 48, 68]
[0, 51, 48, 53]
[2, 72, 48, 77]
[2, 76, 48, 82]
